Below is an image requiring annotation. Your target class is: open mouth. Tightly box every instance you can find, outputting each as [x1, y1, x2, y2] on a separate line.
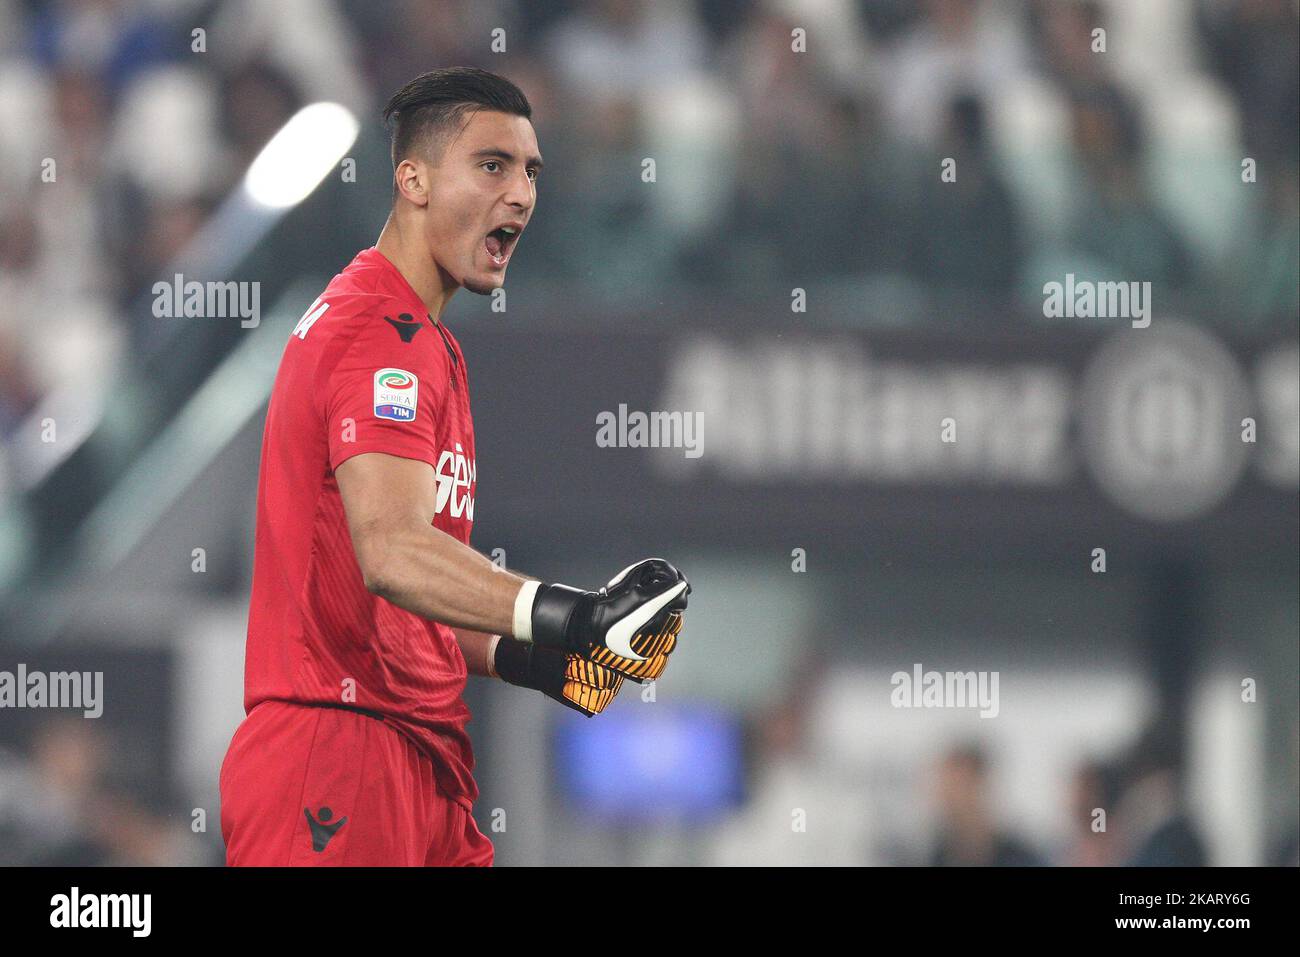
[484, 225, 520, 267]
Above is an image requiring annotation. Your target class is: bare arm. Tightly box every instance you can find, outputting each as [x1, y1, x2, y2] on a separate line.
[336, 451, 524, 636]
[452, 628, 501, 678]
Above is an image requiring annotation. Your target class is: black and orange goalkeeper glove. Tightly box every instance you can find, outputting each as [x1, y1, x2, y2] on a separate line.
[513, 559, 690, 683]
[493, 637, 624, 717]
[589, 606, 682, 683]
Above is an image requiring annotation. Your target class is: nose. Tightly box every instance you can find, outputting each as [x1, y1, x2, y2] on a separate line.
[503, 167, 534, 213]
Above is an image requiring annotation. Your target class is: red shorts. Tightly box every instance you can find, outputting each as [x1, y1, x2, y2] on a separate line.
[220, 700, 493, 866]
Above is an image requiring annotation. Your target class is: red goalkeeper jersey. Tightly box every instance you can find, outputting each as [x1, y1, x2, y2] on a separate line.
[244, 247, 478, 809]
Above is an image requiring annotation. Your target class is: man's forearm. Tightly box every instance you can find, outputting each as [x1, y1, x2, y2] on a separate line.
[361, 521, 524, 636]
[337, 453, 689, 688]
[452, 628, 501, 677]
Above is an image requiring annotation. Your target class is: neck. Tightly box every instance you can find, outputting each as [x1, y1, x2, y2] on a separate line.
[375, 214, 458, 321]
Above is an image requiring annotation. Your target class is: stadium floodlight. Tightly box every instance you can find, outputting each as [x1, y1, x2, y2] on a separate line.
[6, 101, 362, 587]
[243, 101, 360, 210]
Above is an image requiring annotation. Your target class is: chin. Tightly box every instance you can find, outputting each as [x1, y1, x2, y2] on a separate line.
[462, 273, 504, 296]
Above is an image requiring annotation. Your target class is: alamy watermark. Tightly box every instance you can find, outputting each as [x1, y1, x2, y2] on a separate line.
[50, 887, 150, 937]
[1043, 273, 1150, 328]
[890, 664, 999, 718]
[152, 273, 260, 328]
[596, 403, 702, 458]
[0, 664, 103, 718]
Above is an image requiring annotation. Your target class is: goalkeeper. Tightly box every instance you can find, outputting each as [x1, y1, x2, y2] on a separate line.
[219, 67, 690, 867]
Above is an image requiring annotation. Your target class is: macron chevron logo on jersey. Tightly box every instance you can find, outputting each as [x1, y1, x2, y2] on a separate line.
[373, 368, 418, 421]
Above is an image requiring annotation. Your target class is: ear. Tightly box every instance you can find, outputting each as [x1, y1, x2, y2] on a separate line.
[394, 158, 430, 208]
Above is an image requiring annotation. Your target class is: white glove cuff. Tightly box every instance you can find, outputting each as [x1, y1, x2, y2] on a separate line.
[513, 580, 541, 643]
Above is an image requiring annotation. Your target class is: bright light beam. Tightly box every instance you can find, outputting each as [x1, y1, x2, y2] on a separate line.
[243, 101, 359, 210]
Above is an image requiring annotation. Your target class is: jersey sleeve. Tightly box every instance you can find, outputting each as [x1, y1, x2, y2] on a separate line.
[322, 302, 449, 472]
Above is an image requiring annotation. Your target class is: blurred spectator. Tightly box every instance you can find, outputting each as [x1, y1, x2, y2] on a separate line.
[208, 0, 368, 116]
[545, 0, 707, 104]
[0, 718, 115, 864]
[0, 717, 207, 866]
[0, 204, 42, 440]
[1272, 828, 1300, 867]
[1065, 83, 1193, 291]
[1198, 0, 1300, 166]
[708, 655, 872, 866]
[1115, 723, 1208, 867]
[115, 195, 214, 343]
[700, 86, 911, 286]
[721, 4, 829, 151]
[525, 90, 674, 294]
[342, 0, 512, 100]
[1057, 758, 1122, 866]
[33, 720, 128, 865]
[912, 91, 1021, 294]
[883, 0, 1029, 147]
[928, 743, 1046, 866]
[1268, 719, 1300, 866]
[1027, 0, 1110, 89]
[1218, 159, 1300, 325]
[43, 67, 116, 301]
[217, 58, 305, 182]
[27, 0, 174, 93]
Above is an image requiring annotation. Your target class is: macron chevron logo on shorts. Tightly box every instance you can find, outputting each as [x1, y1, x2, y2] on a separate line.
[373, 368, 418, 421]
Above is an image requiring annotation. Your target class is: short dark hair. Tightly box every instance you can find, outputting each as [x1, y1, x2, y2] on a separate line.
[383, 67, 532, 169]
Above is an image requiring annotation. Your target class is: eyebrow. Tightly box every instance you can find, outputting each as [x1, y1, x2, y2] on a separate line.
[470, 147, 544, 171]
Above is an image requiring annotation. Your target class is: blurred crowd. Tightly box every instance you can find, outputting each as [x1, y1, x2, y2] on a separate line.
[0, 1, 1296, 866]
[0, 719, 217, 865]
[1, 0, 1298, 487]
[709, 667, 1300, 866]
[4, 699, 1295, 866]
